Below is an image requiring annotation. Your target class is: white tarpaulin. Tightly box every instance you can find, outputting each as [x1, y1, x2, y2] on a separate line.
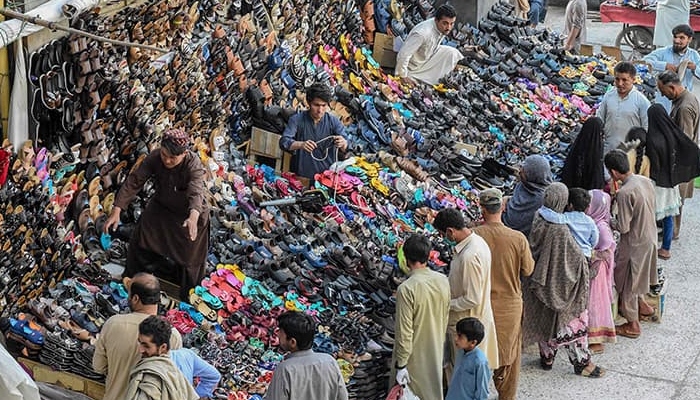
[8, 39, 28, 149]
[0, 0, 99, 48]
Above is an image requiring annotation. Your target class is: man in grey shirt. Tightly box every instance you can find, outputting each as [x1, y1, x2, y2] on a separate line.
[265, 312, 348, 400]
[597, 61, 651, 156]
[563, 0, 587, 52]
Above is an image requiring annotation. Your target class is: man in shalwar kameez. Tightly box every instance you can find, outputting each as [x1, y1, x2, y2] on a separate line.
[395, 4, 463, 85]
[434, 208, 499, 378]
[392, 234, 450, 400]
[604, 150, 657, 338]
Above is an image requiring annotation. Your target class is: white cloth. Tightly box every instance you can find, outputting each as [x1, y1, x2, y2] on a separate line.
[8, 40, 28, 152]
[654, 185, 682, 219]
[653, 0, 690, 47]
[395, 18, 463, 85]
[0, 346, 41, 400]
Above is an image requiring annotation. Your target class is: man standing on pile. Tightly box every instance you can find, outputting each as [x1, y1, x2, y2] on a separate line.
[472, 189, 535, 400]
[392, 234, 450, 400]
[93, 273, 182, 400]
[597, 61, 651, 156]
[644, 24, 700, 112]
[279, 83, 348, 181]
[604, 150, 657, 339]
[656, 71, 700, 240]
[395, 4, 463, 85]
[434, 208, 499, 378]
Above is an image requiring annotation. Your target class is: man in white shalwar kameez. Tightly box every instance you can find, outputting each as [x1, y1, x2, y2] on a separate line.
[395, 4, 463, 85]
[653, 0, 690, 47]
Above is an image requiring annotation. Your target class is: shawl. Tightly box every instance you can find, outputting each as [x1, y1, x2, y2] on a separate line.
[586, 189, 615, 252]
[502, 154, 553, 236]
[524, 183, 589, 342]
[646, 103, 700, 188]
[560, 117, 605, 190]
[125, 356, 198, 400]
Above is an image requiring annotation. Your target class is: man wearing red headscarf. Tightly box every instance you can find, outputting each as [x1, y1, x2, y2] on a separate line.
[104, 129, 209, 300]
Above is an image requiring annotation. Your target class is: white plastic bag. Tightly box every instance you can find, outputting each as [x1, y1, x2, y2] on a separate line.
[386, 384, 421, 400]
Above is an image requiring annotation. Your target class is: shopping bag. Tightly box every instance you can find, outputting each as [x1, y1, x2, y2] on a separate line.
[386, 384, 421, 400]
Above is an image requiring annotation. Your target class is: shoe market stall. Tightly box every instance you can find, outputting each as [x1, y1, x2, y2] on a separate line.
[0, 0, 661, 399]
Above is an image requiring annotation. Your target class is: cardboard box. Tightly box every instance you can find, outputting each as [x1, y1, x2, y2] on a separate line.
[19, 358, 105, 400]
[373, 33, 397, 69]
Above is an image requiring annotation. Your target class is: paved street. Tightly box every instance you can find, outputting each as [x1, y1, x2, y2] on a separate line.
[514, 6, 700, 399]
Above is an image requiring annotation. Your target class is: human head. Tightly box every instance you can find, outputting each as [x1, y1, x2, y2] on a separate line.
[305, 83, 332, 122]
[626, 126, 646, 146]
[138, 316, 172, 358]
[657, 70, 684, 100]
[479, 188, 503, 214]
[434, 4, 456, 35]
[672, 24, 694, 53]
[128, 272, 161, 310]
[520, 154, 553, 185]
[276, 311, 316, 352]
[613, 61, 637, 97]
[454, 317, 485, 351]
[542, 182, 569, 213]
[160, 128, 189, 168]
[585, 189, 611, 224]
[433, 207, 467, 244]
[568, 187, 591, 212]
[402, 234, 431, 268]
[604, 149, 631, 181]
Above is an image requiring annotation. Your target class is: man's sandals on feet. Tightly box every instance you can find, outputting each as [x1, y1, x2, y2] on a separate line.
[616, 322, 641, 339]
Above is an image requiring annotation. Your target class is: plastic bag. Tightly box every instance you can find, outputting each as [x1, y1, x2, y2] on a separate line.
[386, 384, 421, 400]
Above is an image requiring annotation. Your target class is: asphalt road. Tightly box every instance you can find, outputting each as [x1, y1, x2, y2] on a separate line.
[513, 6, 700, 399]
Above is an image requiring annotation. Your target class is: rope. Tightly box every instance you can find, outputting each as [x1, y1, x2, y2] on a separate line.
[306, 135, 347, 224]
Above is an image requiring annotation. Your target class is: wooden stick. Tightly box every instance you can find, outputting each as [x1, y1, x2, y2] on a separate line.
[0, 7, 169, 53]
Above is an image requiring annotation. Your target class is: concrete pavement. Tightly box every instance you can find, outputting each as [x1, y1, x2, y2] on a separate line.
[513, 6, 700, 399]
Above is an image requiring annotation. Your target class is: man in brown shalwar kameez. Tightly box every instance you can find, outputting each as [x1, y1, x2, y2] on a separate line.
[604, 150, 657, 338]
[104, 129, 210, 300]
[473, 188, 534, 400]
[657, 70, 700, 239]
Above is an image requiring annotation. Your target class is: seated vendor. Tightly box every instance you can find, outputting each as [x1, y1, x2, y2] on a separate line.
[279, 83, 348, 180]
[395, 4, 463, 85]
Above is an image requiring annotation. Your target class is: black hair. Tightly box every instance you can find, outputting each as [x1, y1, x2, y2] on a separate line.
[403, 234, 432, 264]
[568, 188, 591, 212]
[130, 272, 161, 305]
[614, 61, 637, 77]
[277, 311, 316, 350]
[604, 149, 631, 174]
[305, 83, 333, 104]
[433, 207, 466, 232]
[456, 317, 485, 345]
[435, 4, 457, 20]
[657, 70, 681, 86]
[626, 127, 647, 173]
[161, 138, 188, 156]
[138, 316, 172, 349]
[672, 24, 694, 38]
[482, 202, 502, 215]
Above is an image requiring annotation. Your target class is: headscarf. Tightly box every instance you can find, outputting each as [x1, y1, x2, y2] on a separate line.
[502, 154, 553, 236]
[646, 104, 700, 188]
[525, 182, 589, 341]
[626, 127, 647, 174]
[560, 117, 605, 190]
[586, 189, 614, 252]
[537, 182, 569, 224]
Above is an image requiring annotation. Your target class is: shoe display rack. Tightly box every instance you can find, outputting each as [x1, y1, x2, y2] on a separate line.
[1, 0, 659, 398]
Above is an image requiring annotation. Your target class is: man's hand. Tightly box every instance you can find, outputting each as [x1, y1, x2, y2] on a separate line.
[401, 76, 417, 86]
[665, 63, 678, 72]
[302, 140, 317, 153]
[396, 367, 410, 385]
[104, 206, 122, 233]
[333, 135, 347, 151]
[182, 210, 199, 241]
[689, 61, 697, 70]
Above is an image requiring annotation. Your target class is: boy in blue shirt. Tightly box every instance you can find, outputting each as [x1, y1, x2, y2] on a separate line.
[446, 317, 491, 400]
[564, 188, 599, 259]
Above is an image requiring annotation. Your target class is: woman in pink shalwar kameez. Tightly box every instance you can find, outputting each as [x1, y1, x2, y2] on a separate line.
[585, 189, 617, 353]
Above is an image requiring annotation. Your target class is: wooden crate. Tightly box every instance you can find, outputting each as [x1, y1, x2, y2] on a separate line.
[248, 127, 291, 171]
[19, 357, 105, 400]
